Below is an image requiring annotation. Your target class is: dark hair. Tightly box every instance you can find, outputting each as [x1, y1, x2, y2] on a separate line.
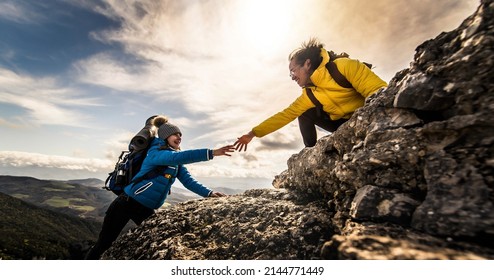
[288, 38, 324, 72]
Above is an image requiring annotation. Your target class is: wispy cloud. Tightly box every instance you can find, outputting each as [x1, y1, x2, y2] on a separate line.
[65, 0, 478, 180]
[0, 0, 479, 183]
[0, 68, 101, 127]
[0, 1, 44, 24]
[74, 0, 478, 135]
[0, 151, 112, 172]
[73, 0, 306, 142]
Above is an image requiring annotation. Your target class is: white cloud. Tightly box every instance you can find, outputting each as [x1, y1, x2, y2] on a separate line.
[67, 0, 478, 182]
[0, 151, 113, 172]
[0, 1, 44, 24]
[0, 68, 101, 127]
[74, 0, 478, 137]
[0, 0, 479, 183]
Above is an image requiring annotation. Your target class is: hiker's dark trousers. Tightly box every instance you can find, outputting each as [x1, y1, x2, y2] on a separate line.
[85, 193, 154, 260]
[298, 108, 347, 147]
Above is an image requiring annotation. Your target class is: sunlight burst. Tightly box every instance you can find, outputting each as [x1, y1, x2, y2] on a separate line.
[235, 0, 297, 56]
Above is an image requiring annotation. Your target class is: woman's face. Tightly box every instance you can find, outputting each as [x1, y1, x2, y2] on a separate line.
[289, 58, 311, 88]
[167, 133, 182, 150]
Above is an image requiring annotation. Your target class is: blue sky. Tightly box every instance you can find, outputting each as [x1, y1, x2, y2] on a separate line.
[0, 0, 479, 190]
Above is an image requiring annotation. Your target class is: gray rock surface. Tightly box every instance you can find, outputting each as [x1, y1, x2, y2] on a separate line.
[104, 0, 494, 260]
[104, 189, 332, 260]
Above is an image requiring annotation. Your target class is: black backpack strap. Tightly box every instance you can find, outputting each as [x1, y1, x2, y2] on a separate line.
[305, 88, 324, 117]
[131, 165, 167, 185]
[325, 60, 352, 88]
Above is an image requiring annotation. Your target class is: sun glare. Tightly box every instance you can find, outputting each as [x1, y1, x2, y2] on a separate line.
[235, 0, 297, 56]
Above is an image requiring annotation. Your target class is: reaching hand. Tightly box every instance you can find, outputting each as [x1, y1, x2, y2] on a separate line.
[234, 131, 255, 152]
[209, 192, 227, 197]
[213, 145, 235, 157]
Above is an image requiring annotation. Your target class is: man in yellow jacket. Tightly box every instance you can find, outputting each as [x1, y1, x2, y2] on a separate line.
[234, 38, 387, 150]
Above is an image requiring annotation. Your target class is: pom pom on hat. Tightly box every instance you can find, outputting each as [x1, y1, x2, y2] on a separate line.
[151, 115, 168, 127]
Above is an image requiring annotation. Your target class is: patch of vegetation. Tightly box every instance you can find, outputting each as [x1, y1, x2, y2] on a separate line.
[72, 205, 95, 212]
[43, 187, 68, 192]
[44, 196, 70, 208]
[49, 182, 75, 189]
[11, 193, 30, 199]
[0, 175, 115, 222]
[0, 192, 101, 260]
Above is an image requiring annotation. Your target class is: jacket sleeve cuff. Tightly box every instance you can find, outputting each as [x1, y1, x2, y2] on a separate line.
[251, 128, 262, 138]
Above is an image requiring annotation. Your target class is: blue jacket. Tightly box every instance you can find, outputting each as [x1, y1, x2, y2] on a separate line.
[124, 137, 213, 209]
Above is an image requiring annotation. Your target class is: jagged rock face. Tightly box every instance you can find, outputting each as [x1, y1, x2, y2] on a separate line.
[103, 189, 332, 260]
[105, 0, 494, 260]
[275, 0, 494, 238]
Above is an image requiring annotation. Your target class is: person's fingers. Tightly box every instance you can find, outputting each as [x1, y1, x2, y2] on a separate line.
[210, 192, 227, 197]
[214, 145, 234, 156]
[234, 140, 242, 150]
[223, 146, 234, 153]
[233, 141, 248, 151]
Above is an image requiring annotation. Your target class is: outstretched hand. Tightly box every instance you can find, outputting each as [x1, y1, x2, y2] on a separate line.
[234, 131, 255, 152]
[209, 192, 227, 197]
[213, 145, 235, 157]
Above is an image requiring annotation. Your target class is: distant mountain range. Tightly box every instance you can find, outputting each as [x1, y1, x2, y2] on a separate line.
[0, 175, 245, 259]
[0, 175, 244, 222]
[0, 175, 114, 222]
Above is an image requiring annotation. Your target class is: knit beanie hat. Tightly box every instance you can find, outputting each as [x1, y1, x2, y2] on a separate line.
[158, 122, 182, 140]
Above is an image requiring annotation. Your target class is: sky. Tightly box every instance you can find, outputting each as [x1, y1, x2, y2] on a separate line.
[0, 0, 480, 191]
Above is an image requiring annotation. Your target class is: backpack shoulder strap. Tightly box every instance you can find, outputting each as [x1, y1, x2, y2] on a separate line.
[325, 59, 353, 88]
[131, 165, 168, 185]
[305, 88, 324, 117]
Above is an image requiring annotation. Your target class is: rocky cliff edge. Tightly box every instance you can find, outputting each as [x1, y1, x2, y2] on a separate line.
[104, 0, 494, 260]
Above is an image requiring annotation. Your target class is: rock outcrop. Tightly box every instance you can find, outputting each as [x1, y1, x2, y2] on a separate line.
[103, 0, 494, 260]
[105, 189, 332, 260]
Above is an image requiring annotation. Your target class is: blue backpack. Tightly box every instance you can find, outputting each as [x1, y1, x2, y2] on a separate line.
[104, 115, 166, 195]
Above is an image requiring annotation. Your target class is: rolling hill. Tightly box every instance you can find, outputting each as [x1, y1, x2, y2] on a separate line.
[0, 192, 101, 259]
[0, 176, 114, 222]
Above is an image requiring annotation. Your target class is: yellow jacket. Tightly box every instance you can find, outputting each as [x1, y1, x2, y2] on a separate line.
[252, 48, 387, 137]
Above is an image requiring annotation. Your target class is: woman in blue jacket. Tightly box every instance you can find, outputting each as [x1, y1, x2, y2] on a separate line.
[86, 121, 234, 259]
